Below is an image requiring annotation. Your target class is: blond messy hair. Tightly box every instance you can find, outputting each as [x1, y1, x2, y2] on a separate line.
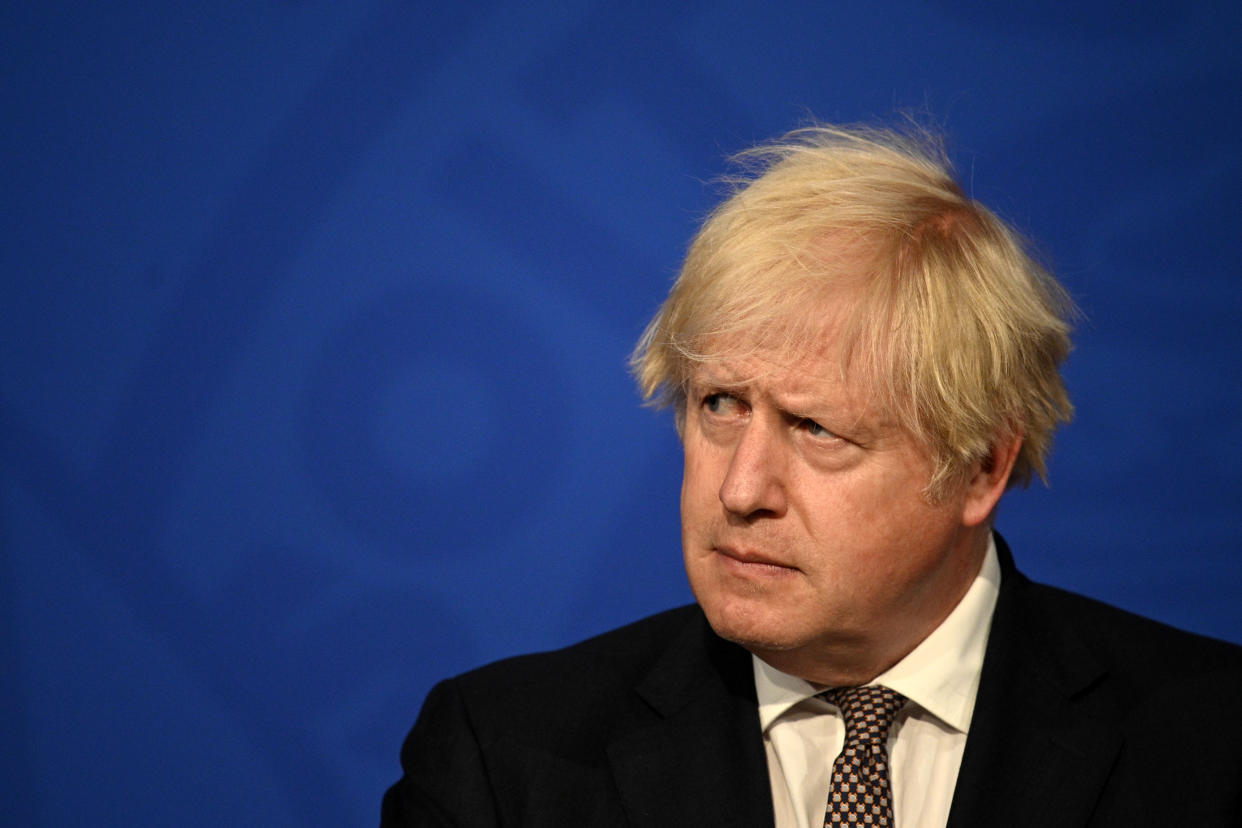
[631, 123, 1076, 499]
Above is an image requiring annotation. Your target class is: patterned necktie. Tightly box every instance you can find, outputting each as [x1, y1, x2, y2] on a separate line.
[820, 684, 907, 827]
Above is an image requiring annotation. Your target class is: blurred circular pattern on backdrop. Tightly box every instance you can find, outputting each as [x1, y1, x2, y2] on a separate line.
[301, 285, 568, 552]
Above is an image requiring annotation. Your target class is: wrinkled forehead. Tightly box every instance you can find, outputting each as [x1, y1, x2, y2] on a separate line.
[686, 328, 884, 408]
[683, 293, 871, 384]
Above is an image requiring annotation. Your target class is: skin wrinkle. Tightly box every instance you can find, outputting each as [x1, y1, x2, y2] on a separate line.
[678, 319, 1019, 686]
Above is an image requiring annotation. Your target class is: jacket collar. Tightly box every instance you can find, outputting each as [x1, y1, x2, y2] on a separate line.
[607, 608, 775, 827]
[947, 534, 1122, 827]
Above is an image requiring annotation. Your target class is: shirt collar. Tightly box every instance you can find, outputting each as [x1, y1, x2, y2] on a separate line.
[753, 534, 1001, 735]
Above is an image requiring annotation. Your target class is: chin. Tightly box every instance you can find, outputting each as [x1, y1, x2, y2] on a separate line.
[697, 594, 806, 654]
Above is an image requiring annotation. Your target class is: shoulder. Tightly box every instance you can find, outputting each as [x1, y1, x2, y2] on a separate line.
[431, 604, 714, 746]
[1003, 572, 1242, 744]
[958, 550, 1242, 826]
[383, 604, 717, 824]
[461, 603, 706, 679]
[993, 535, 1242, 691]
[1020, 577, 1242, 680]
[384, 605, 755, 825]
[453, 603, 708, 699]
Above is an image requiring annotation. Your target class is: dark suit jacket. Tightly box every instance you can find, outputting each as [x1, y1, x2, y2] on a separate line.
[382, 538, 1242, 826]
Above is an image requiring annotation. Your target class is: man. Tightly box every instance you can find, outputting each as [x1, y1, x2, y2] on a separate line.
[382, 124, 1242, 827]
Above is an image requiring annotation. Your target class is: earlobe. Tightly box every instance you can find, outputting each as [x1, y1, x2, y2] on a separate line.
[961, 431, 1023, 527]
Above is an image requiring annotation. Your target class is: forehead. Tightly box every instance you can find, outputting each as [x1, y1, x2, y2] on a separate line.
[687, 291, 860, 386]
[680, 274, 901, 410]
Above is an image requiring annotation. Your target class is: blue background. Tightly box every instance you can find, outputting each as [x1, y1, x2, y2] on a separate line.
[4, 1, 1240, 825]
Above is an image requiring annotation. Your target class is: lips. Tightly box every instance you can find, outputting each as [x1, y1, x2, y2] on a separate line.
[715, 545, 798, 572]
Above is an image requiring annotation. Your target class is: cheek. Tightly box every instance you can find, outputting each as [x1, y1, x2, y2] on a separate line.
[800, 471, 949, 558]
[680, 469, 712, 536]
[681, 438, 720, 499]
[680, 446, 729, 548]
[856, 500, 963, 582]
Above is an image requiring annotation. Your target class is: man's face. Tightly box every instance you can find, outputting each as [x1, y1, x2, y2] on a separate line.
[679, 336, 989, 685]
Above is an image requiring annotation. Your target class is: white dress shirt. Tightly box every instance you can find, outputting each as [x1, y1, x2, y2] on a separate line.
[754, 536, 1000, 828]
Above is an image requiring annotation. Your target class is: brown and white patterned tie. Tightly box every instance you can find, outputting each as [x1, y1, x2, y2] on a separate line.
[820, 685, 907, 826]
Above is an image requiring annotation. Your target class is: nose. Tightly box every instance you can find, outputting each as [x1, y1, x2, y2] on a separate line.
[718, 418, 788, 519]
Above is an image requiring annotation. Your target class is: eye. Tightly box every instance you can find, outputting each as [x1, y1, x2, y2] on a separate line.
[801, 418, 839, 441]
[702, 392, 744, 417]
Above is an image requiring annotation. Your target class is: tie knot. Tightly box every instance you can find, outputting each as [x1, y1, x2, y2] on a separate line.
[820, 684, 907, 744]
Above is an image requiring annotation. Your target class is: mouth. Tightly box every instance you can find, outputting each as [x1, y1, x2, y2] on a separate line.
[714, 546, 799, 576]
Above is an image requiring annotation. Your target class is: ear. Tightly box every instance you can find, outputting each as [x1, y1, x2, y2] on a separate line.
[960, 430, 1024, 527]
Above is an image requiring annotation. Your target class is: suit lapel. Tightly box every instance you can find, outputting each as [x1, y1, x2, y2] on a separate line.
[947, 537, 1123, 828]
[607, 612, 774, 828]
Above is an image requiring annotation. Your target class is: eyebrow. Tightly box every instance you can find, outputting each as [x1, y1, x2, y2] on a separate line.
[693, 366, 897, 438]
